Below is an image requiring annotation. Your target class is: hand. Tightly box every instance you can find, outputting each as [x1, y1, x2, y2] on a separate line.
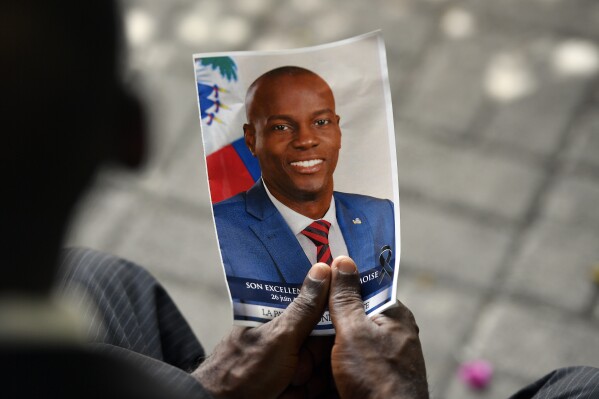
[193, 263, 332, 399]
[277, 336, 335, 399]
[328, 256, 428, 399]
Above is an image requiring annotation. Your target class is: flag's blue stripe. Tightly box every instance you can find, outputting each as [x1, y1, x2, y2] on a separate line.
[232, 137, 261, 181]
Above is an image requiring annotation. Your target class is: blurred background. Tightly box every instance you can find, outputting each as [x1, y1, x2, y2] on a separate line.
[65, 0, 599, 398]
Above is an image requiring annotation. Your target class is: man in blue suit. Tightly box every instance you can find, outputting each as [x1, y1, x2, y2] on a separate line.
[214, 66, 395, 285]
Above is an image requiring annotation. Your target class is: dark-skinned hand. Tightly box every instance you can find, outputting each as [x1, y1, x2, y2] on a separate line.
[192, 263, 335, 399]
[277, 335, 335, 399]
[328, 256, 429, 399]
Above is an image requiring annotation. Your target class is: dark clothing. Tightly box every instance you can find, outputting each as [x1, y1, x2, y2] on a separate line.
[55, 247, 212, 398]
[2, 344, 193, 399]
[56, 248, 598, 399]
[509, 366, 599, 399]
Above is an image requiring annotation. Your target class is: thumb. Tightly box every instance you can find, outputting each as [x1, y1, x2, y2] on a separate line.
[271, 263, 331, 345]
[328, 256, 366, 333]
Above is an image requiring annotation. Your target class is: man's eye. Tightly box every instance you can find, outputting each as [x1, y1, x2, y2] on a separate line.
[273, 125, 289, 131]
[314, 119, 330, 126]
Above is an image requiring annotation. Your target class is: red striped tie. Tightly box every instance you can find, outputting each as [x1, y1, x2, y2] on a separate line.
[301, 219, 333, 265]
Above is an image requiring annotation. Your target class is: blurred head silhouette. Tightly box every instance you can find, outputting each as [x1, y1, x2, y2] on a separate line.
[1, 0, 145, 295]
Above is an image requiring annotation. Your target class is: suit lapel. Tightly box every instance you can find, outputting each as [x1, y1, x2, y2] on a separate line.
[335, 195, 376, 271]
[246, 181, 312, 284]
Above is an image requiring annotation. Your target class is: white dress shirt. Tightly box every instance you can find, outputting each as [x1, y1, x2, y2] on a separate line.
[263, 181, 348, 265]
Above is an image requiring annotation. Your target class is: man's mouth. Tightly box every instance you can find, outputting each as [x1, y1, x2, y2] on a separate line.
[290, 159, 323, 168]
[289, 158, 324, 174]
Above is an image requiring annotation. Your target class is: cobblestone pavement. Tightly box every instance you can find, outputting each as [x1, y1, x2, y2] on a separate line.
[65, 0, 599, 398]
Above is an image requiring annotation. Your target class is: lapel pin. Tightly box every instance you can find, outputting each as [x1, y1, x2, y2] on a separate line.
[352, 218, 362, 224]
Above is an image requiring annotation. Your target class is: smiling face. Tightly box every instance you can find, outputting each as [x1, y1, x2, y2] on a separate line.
[244, 68, 341, 214]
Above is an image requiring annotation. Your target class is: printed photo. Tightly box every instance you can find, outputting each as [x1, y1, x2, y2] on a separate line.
[193, 31, 400, 334]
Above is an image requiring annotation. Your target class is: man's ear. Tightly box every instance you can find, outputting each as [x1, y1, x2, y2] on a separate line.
[244, 123, 256, 156]
[115, 91, 146, 168]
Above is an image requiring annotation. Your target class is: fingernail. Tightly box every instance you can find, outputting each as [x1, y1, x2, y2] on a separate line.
[309, 263, 329, 282]
[337, 257, 357, 275]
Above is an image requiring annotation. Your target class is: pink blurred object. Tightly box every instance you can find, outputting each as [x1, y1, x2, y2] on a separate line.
[458, 359, 494, 390]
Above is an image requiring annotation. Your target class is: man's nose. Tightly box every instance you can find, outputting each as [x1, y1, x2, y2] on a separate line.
[292, 124, 319, 149]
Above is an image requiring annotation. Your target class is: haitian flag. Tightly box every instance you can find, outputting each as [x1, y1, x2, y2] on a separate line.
[194, 57, 260, 203]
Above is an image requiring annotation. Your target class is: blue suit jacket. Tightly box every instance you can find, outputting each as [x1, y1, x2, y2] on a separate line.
[213, 180, 395, 285]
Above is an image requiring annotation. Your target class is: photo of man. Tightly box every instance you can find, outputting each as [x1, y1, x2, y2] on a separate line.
[194, 32, 399, 329]
[213, 66, 395, 285]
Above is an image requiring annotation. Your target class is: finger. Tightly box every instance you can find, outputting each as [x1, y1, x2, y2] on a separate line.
[272, 262, 331, 346]
[374, 299, 420, 334]
[328, 256, 366, 333]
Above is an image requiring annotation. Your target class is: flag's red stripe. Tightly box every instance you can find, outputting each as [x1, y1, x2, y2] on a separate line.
[207, 145, 255, 203]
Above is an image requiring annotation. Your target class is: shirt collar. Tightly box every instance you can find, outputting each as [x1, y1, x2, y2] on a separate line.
[263, 179, 337, 235]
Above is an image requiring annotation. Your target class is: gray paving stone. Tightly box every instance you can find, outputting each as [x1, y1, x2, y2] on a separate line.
[465, 0, 599, 39]
[159, 276, 232, 354]
[249, 0, 430, 47]
[565, 105, 599, 169]
[167, 1, 259, 53]
[400, 197, 512, 287]
[397, 122, 543, 220]
[465, 299, 599, 381]
[113, 200, 224, 289]
[123, 0, 179, 19]
[505, 219, 599, 312]
[483, 75, 588, 157]
[542, 172, 599, 228]
[65, 179, 141, 252]
[443, 370, 530, 399]
[399, 35, 491, 133]
[594, 300, 599, 322]
[397, 275, 482, 396]
[257, 1, 353, 44]
[161, 124, 213, 210]
[138, 73, 199, 172]
[246, 0, 435, 92]
[229, 0, 277, 17]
